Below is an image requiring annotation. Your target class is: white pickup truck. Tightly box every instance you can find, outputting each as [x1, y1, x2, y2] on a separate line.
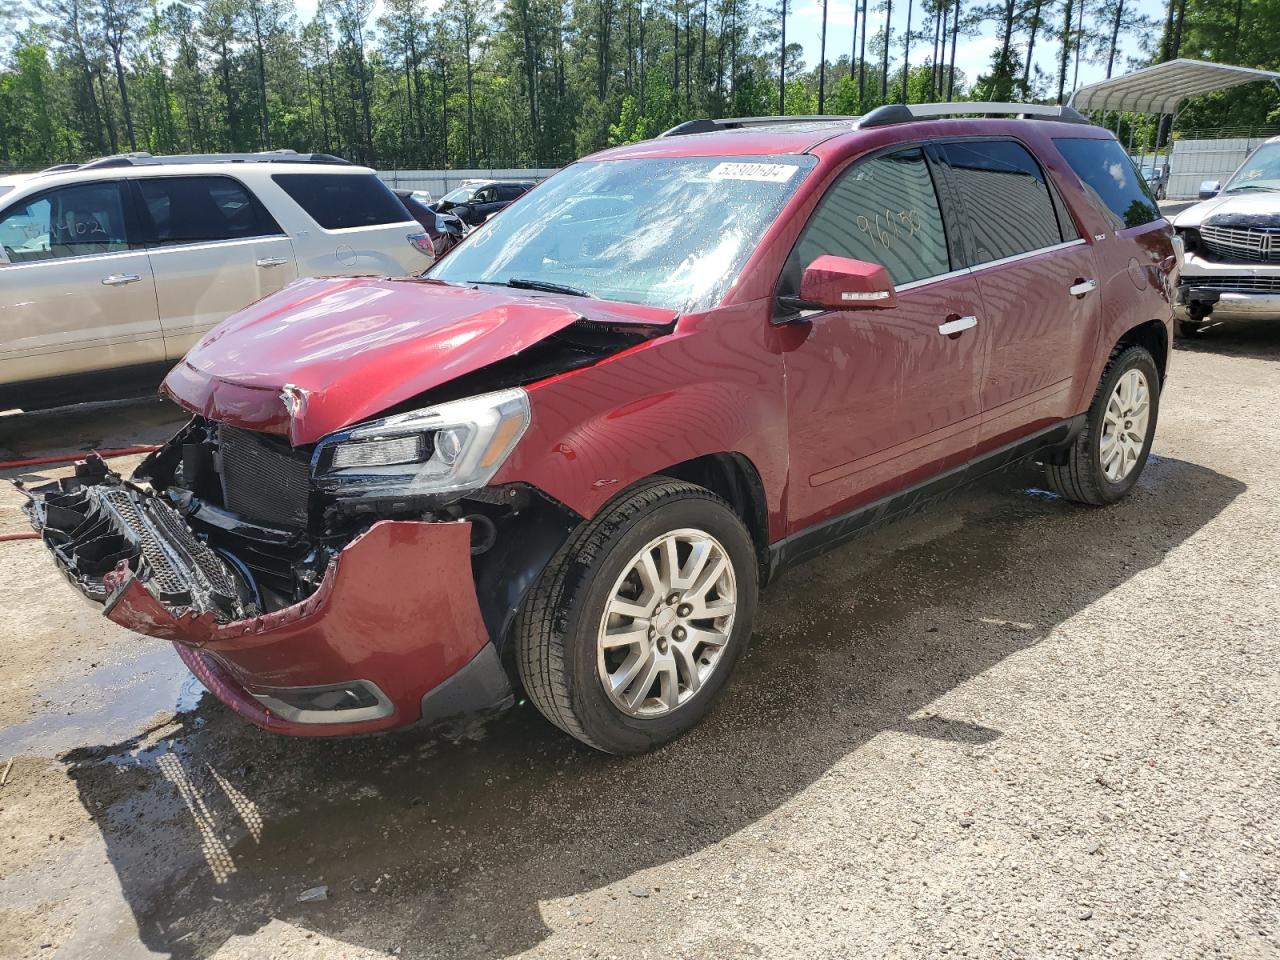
[1172, 134, 1280, 336]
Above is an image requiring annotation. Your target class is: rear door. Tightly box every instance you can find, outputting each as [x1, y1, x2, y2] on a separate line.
[0, 180, 162, 388]
[134, 175, 298, 359]
[777, 147, 987, 532]
[934, 139, 1099, 450]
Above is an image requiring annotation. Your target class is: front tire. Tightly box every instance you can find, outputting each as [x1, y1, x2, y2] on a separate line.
[1045, 344, 1160, 505]
[515, 478, 758, 754]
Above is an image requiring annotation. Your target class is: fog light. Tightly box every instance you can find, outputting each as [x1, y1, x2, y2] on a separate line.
[253, 679, 393, 724]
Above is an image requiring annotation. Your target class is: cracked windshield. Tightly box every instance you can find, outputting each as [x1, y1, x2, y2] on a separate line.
[429, 155, 817, 312]
[1225, 141, 1280, 192]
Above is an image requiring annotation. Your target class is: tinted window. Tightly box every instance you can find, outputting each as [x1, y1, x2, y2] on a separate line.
[497, 184, 526, 201]
[1053, 137, 1161, 230]
[939, 140, 1063, 263]
[0, 182, 133, 263]
[272, 172, 410, 230]
[783, 148, 950, 291]
[138, 176, 280, 245]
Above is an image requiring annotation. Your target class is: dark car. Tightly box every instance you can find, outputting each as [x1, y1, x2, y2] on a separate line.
[431, 179, 535, 226]
[22, 103, 1176, 755]
[394, 189, 466, 259]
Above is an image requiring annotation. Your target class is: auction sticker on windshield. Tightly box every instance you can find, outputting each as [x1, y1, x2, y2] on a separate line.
[707, 162, 799, 183]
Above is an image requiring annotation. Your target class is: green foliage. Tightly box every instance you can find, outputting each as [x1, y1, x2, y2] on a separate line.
[5, 0, 1276, 170]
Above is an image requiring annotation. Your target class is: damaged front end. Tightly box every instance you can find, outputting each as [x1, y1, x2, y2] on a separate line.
[17, 288, 671, 734]
[16, 392, 577, 735]
[22, 455, 257, 622]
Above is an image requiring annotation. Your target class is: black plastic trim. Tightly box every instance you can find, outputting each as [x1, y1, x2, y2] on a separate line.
[418, 642, 514, 725]
[767, 417, 1085, 580]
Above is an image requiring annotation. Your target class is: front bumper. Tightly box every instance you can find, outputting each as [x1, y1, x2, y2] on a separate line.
[1175, 251, 1280, 321]
[1174, 291, 1280, 321]
[19, 461, 511, 736]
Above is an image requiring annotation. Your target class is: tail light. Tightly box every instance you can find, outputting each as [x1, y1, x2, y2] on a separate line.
[407, 232, 435, 258]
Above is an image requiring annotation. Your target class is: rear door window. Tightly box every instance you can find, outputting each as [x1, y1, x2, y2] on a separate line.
[272, 172, 410, 230]
[137, 176, 281, 246]
[782, 147, 951, 292]
[1052, 137, 1161, 230]
[937, 140, 1065, 264]
[0, 181, 134, 263]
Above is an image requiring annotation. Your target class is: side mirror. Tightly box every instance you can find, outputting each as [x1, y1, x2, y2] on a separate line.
[1199, 180, 1221, 200]
[780, 255, 897, 315]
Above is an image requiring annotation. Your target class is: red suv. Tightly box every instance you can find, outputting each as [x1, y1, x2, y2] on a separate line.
[22, 103, 1177, 754]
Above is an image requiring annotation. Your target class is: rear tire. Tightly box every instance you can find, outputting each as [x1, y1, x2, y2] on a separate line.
[1045, 344, 1160, 506]
[515, 477, 758, 754]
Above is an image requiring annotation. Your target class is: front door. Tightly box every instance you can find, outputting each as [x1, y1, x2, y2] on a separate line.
[934, 139, 1101, 449]
[133, 175, 298, 359]
[777, 147, 986, 534]
[0, 180, 163, 389]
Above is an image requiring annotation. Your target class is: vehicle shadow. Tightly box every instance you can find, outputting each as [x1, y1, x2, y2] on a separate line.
[1176, 320, 1280, 361]
[61, 455, 1243, 959]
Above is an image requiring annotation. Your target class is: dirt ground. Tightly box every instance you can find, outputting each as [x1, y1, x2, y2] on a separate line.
[0, 324, 1277, 960]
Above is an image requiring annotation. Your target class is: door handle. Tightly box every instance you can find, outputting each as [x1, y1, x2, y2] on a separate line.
[1069, 278, 1098, 297]
[938, 315, 978, 336]
[101, 274, 141, 286]
[256, 256, 289, 268]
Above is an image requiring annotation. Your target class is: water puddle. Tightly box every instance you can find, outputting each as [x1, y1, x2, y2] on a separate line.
[0, 644, 207, 759]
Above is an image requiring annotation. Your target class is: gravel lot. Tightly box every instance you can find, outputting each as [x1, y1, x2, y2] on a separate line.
[0, 324, 1277, 960]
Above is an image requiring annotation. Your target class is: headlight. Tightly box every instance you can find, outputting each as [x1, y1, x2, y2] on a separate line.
[313, 388, 530, 498]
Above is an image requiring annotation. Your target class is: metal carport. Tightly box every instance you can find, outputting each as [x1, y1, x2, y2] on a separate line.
[1068, 58, 1280, 116]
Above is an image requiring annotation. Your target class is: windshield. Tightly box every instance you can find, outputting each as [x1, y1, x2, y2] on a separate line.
[441, 185, 479, 203]
[1225, 142, 1280, 193]
[428, 155, 817, 312]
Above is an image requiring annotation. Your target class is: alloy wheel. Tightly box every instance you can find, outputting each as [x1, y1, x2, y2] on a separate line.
[1100, 368, 1150, 483]
[596, 528, 737, 718]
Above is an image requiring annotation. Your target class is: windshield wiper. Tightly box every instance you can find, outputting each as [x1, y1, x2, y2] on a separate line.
[465, 278, 597, 298]
[1224, 184, 1280, 193]
[505, 278, 596, 298]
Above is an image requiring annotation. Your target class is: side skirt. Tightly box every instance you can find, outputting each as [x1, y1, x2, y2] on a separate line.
[766, 416, 1085, 581]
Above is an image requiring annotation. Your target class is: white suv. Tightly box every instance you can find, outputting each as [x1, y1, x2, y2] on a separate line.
[0, 152, 432, 410]
[1172, 135, 1280, 336]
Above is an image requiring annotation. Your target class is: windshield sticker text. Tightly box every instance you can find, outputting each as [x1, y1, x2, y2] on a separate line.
[707, 162, 800, 183]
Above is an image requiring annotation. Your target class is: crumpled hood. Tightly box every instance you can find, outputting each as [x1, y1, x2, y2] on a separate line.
[163, 277, 675, 445]
[1173, 191, 1280, 229]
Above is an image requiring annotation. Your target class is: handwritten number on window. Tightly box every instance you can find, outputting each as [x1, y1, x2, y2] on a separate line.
[857, 208, 922, 250]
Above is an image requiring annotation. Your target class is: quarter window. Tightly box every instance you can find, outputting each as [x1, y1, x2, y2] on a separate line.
[783, 147, 951, 292]
[138, 176, 281, 246]
[939, 140, 1064, 264]
[1053, 137, 1161, 230]
[0, 182, 134, 263]
[272, 172, 410, 230]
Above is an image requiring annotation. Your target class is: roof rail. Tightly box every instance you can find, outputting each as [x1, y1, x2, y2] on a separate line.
[659, 102, 1091, 138]
[858, 101, 1091, 127]
[68, 150, 352, 171]
[660, 115, 858, 137]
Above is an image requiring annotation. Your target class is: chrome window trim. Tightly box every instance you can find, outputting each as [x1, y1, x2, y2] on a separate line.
[896, 267, 973, 292]
[968, 238, 1087, 273]
[894, 238, 1087, 293]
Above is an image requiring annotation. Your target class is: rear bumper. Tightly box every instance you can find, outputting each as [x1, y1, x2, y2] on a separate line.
[20, 464, 511, 736]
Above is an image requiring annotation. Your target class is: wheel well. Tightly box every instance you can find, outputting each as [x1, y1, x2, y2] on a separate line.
[1116, 320, 1169, 383]
[661, 453, 771, 581]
